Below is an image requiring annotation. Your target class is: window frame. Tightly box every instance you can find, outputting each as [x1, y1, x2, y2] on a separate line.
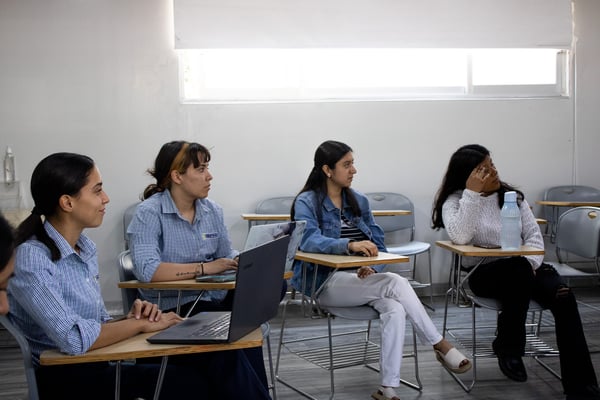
[178, 48, 571, 104]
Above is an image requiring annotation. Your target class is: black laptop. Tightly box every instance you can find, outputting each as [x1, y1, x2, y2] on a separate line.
[147, 234, 290, 344]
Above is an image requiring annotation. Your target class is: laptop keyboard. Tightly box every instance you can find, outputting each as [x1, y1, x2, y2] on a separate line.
[190, 314, 230, 338]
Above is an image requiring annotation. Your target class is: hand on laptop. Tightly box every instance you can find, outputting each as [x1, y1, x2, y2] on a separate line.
[205, 258, 238, 275]
[124, 299, 183, 332]
[141, 311, 184, 333]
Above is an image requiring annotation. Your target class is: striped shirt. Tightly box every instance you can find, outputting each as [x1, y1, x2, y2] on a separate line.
[8, 222, 110, 367]
[340, 214, 369, 242]
[127, 190, 238, 309]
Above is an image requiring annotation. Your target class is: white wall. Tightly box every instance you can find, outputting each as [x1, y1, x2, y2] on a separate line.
[1, 0, 598, 314]
[574, 0, 600, 187]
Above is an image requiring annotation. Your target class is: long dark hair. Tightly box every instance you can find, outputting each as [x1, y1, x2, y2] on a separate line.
[16, 153, 95, 260]
[291, 140, 361, 219]
[0, 213, 15, 271]
[143, 141, 211, 200]
[431, 144, 523, 230]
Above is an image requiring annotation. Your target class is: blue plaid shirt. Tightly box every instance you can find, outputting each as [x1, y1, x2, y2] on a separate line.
[127, 190, 238, 309]
[8, 222, 110, 367]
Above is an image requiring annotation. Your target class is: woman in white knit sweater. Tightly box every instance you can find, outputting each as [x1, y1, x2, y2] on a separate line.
[431, 144, 599, 400]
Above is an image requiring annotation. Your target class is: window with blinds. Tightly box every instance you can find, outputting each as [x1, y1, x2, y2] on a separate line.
[173, 0, 572, 103]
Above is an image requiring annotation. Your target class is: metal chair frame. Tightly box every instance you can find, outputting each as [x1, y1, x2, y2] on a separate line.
[0, 314, 40, 400]
[441, 254, 560, 393]
[275, 263, 422, 399]
[366, 192, 434, 310]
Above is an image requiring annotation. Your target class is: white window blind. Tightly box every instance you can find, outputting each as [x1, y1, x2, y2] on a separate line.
[173, 0, 573, 49]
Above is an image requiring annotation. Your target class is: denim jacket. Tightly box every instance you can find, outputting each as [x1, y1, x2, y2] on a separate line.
[290, 189, 387, 296]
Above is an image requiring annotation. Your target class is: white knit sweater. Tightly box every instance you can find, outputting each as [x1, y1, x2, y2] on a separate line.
[442, 189, 544, 270]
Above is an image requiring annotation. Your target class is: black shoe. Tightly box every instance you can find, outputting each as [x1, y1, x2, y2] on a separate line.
[496, 354, 527, 382]
[566, 385, 600, 400]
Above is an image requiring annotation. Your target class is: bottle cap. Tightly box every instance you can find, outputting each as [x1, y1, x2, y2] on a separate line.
[504, 191, 517, 202]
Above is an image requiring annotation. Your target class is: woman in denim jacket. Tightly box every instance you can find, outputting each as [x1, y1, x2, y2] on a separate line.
[290, 140, 471, 400]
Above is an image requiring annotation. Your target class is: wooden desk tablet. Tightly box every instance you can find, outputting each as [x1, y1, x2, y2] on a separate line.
[435, 240, 545, 257]
[535, 200, 600, 207]
[40, 328, 262, 400]
[371, 209, 411, 216]
[241, 213, 290, 222]
[118, 279, 235, 291]
[40, 328, 262, 366]
[118, 271, 293, 291]
[241, 210, 411, 229]
[294, 251, 409, 268]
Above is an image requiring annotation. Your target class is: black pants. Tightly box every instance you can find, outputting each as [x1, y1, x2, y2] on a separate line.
[469, 257, 598, 394]
[36, 350, 271, 400]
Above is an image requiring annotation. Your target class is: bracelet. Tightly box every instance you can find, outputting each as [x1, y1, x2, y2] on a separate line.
[195, 262, 205, 277]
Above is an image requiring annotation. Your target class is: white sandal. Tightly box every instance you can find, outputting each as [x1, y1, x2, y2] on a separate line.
[435, 348, 472, 374]
[371, 386, 400, 400]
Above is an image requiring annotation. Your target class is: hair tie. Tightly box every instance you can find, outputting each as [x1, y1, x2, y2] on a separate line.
[31, 206, 42, 216]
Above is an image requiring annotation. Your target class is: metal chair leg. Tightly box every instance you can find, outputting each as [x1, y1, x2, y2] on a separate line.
[262, 323, 278, 400]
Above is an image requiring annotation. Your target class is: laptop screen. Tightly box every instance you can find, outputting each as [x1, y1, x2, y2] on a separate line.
[243, 220, 306, 271]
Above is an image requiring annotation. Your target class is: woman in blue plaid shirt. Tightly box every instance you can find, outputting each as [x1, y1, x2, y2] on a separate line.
[127, 141, 240, 314]
[8, 152, 272, 399]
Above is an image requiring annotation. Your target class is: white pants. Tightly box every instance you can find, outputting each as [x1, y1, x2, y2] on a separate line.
[318, 271, 442, 387]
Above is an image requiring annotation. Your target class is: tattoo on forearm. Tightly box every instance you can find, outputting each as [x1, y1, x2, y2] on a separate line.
[175, 271, 196, 277]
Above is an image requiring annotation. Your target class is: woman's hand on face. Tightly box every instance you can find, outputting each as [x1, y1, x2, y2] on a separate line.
[466, 164, 494, 193]
[348, 240, 379, 257]
[357, 266, 376, 279]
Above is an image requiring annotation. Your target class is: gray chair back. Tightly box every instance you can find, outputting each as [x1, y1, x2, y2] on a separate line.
[365, 192, 415, 239]
[123, 203, 139, 250]
[118, 250, 138, 314]
[0, 315, 39, 400]
[555, 207, 600, 262]
[543, 185, 600, 226]
[255, 196, 295, 215]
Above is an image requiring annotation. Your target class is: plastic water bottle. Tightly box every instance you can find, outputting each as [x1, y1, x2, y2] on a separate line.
[500, 191, 522, 250]
[3, 146, 15, 184]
